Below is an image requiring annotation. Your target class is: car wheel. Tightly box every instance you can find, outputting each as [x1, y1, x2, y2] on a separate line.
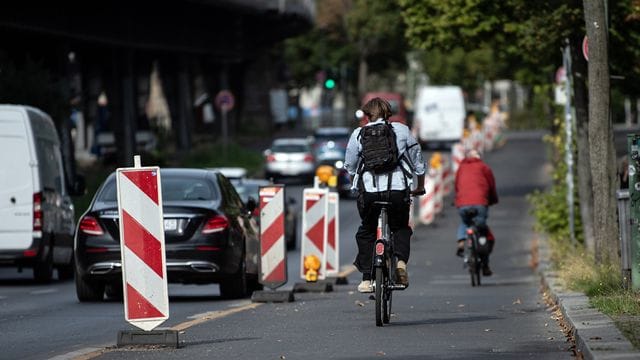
[219, 259, 248, 299]
[57, 263, 74, 281]
[33, 245, 53, 283]
[75, 271, 105, 302]
[105, 282, 124, 300]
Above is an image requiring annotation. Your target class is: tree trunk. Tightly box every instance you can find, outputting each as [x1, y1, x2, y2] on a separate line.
[357, 53, 368, 100]
[584, 0, 618, 264]
[570, 35, 595, 253]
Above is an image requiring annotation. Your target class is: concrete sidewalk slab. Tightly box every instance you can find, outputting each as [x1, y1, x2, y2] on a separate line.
[538, 238, 638, 359]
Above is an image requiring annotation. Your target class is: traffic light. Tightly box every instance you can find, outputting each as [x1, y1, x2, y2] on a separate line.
[324, 78, 336, 89]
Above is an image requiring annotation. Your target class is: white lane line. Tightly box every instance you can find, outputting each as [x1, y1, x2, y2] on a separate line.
[30, 289, 57, 295]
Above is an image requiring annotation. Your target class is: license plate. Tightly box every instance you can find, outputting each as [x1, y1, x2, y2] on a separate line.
[164, 219, 177, 231]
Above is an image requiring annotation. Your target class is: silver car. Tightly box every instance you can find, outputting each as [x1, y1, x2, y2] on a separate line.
[264, 138, 315, 182]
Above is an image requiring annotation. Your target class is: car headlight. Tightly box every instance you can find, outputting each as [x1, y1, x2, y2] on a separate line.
[334, 160, 344, 169]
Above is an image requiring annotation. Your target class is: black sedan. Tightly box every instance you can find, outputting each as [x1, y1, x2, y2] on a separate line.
[74, 168, 261, 301]
[230, 178, 298, 250]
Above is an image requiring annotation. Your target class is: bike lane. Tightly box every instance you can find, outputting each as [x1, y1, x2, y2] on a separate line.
[94, 131, 570, 359]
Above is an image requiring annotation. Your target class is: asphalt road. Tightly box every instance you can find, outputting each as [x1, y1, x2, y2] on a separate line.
[0, 130, 575, 359]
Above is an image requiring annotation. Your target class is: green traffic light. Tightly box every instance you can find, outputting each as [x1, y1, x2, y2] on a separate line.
[324, 79, 335, 89]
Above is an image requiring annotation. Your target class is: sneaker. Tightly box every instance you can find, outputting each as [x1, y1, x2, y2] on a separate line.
[482, 264, 493, 276]
[357, 280, 373, 293]
[395, 268, 409, 287]
[456, 240, 465, 257]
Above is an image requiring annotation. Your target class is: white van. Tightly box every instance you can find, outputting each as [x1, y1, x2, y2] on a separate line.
[413, 86, 466, 149]
[0, 105, 79, 282]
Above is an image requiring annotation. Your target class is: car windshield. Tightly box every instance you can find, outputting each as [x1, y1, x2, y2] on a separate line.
[271, 144, 309, 153]
[97, 176, 219, 202]
[314, 133, 350, 142]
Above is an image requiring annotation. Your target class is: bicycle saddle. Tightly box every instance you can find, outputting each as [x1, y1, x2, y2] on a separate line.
[461, 208, 478, 217]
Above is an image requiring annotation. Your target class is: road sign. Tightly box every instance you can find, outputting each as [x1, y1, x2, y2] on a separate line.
[300, 188, 328, 280]
[116, 162, 169, 331]
[583, 35, 589, 62]
[258, 185, 287, 289]
[215, 90, 235, 112]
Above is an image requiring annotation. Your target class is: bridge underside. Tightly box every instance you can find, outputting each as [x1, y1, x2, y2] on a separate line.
[0, 1, 313, 167]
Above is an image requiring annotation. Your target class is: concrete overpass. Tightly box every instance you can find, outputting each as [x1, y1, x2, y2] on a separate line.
[0, 0, 314, 170]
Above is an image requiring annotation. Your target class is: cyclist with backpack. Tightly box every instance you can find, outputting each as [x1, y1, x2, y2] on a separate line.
[344, 97, 426, 293]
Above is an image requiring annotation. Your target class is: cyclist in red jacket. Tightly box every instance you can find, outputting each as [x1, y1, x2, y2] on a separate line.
[454, 149, 498, 275]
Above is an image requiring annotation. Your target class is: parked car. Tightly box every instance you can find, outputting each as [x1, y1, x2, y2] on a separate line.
[230, 178, 298, 250]
[74, 168, 261, 301]
[0, 105, 84, 282]
[263, 138, 315, 182]
[312, 127, 353, 198]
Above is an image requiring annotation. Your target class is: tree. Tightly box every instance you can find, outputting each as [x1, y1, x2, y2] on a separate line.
[584, 0, 617, 263]
[399, 0, 595, 251]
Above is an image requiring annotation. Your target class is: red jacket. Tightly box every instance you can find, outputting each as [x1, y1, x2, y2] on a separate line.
[454, 157, 498, 207]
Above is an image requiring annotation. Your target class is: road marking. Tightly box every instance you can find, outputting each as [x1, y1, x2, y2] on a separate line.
[48, 344, 110, 360]
[171, 302, 262, 331]
[338, 264, 356, 278]
[30, 289, 57, 295]
[50, 302, 262, 360]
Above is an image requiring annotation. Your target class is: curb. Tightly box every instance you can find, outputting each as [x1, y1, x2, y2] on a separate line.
[537, 237, 638, 359]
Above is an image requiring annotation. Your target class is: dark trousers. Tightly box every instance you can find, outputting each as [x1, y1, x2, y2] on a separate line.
[354, 190, 412, 277]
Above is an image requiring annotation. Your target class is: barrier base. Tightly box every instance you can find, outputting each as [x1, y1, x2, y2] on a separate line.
[327, 275, 349, 285]
[117, 329, 179, 348]
[293, 281, 333, 293]
[251, 290, 295, 303]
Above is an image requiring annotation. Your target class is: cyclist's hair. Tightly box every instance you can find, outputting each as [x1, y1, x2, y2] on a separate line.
[362, 97, 392, 121]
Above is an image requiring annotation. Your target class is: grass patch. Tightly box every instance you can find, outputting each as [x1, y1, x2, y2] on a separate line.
[546, 236, 640, 348]
[179, 142, 264, 177]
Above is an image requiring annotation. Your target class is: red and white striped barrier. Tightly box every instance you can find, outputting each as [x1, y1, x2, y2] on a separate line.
[451, 142, 465, 175]
[325, 192, 340, 276]
[419, 171, 437, 225]
[441, 154, 454, 196]
[116, 162, 169, 331]
[259, 185, 287, 289]
[300, 188, 329, 280]
[433, 167, 444, 214]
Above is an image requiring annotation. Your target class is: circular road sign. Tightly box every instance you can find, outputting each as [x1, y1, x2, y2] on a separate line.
[582, 35, 589, 62]
[215, 90, 235, 112]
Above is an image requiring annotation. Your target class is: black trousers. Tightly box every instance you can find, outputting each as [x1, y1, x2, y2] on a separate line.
[354, 190, 412, 277]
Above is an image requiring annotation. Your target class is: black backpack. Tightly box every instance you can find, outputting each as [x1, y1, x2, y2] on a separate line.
[358, 121, 399, 174]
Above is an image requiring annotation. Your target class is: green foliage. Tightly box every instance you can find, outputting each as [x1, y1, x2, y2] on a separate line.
[180, 142, 264, 177]
[0, 53, 68, 124]
[527, 117, 583, 243]
[418, 45, 501, 91]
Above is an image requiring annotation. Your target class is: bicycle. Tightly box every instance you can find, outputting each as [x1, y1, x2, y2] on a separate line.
[460, 208, 490, 287]
[370, 191, 423, 327]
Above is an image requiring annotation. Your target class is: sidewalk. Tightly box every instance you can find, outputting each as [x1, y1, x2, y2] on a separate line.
[537, 236, 638, 359]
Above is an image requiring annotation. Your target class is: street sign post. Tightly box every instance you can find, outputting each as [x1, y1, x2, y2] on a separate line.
[215, 90, 235, 161]
[116, 156, 169, 332]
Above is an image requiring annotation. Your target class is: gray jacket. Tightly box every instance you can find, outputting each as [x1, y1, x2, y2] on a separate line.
[344, 118, 426, 192]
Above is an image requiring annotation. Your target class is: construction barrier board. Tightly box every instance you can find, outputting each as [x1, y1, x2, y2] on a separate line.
[258, 185, 287, 289]
[300, 188, 329, 280]
[116, 166, 169, 331]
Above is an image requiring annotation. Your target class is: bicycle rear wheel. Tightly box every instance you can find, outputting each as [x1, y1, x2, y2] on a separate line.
[383, 256, 396, 324]
[375, 267, 384, 326]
